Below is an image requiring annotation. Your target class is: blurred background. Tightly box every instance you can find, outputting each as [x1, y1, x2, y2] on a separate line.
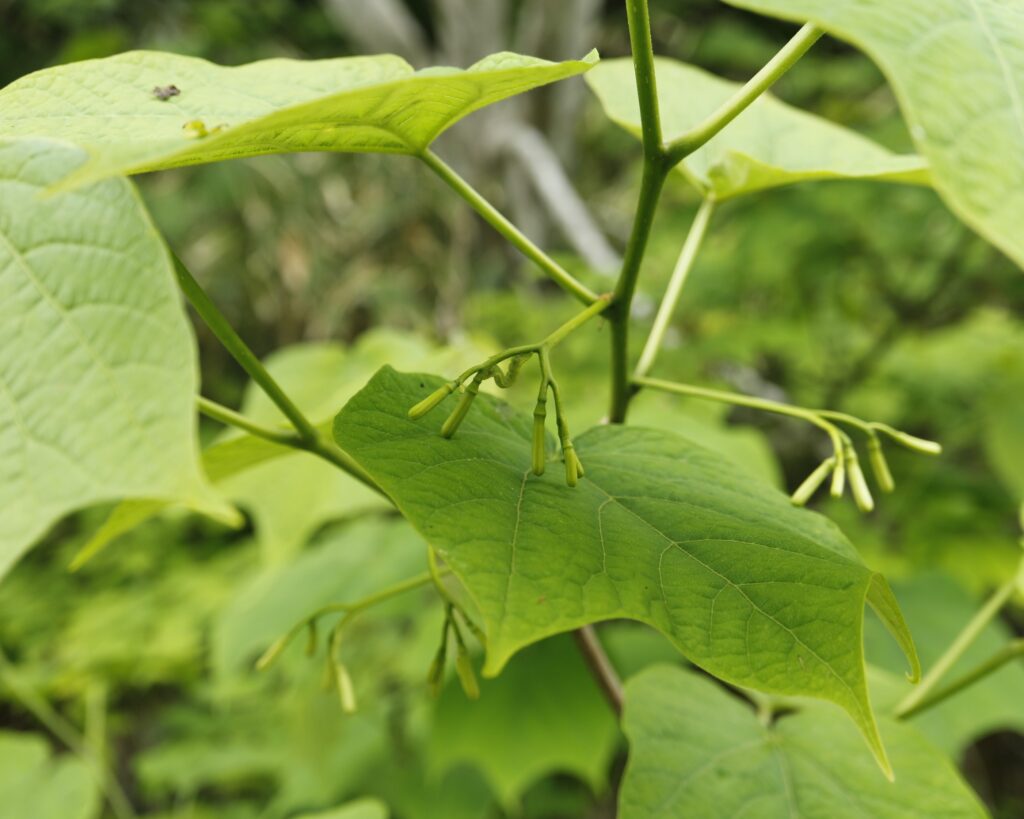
[1, 1, 1022, 817]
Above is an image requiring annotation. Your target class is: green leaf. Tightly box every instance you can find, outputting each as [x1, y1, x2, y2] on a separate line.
[293, 798, 388, 819]
[428, 635, 619, 807]
[0, 138, 234, 583]
[585, 57, 928, 199]
[721, 0, 1024, 269]
[619, 666, 987, 819]
[76, 330, 484, 566]
[0, 731, 100, 819]
[0, 49, 598, 190]
[865, 572, 1024, 756]
[333, 367, 920, 774]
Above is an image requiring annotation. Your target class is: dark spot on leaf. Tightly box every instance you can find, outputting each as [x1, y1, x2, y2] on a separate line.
[152, 84, 181, 101]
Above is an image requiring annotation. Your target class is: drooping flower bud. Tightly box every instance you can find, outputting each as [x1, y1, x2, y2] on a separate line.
[408, 382, 455, 420]
[866, 436, 895, 493]
[790, 457, 835, 507]
[334, 662, 357, 714]
[255, 634, 288, 671]
[455, 646, 480, 700]
[532, 402, 548, 476]
[846, 451, 875, 513]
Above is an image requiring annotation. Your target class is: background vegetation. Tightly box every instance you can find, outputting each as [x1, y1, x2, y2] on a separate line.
[1, 1, 1022, 817]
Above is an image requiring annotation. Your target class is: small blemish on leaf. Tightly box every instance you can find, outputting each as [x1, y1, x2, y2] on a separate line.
[152, 84, 180, 101]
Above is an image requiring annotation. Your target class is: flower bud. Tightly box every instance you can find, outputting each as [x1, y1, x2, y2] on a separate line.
[887, 429, 942, 455]
[408, 382, 455, 420]
[532, 404, 547, 476]
[790, 457, 835, 507]
[563, 445, 580, 488]
[830, 460, 846, 499]
[455, 647, 480, 700]
[867, 436, 895, 493]
[847, 453, 875, 513]
[334, 662, 357, 714]
[441, 383, 479, 439]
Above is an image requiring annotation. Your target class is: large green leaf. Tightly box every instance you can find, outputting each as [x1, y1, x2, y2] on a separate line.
[0, 50, 597, 190]
[586, 57, 928, 199]
[77, 330, 485, 567]
[0, 138, 233, 583]
[722, 0, 1024, 269]
[428, 635, 619, 807]
[619, 666, 986, 819]
[333, 367, 920, 773]
[0, 731, 100, 819]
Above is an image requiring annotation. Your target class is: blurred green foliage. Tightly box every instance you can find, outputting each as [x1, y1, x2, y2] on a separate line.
[1, 1, 1022, 818]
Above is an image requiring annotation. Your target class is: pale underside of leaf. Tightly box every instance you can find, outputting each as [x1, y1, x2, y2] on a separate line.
[0, 49, 598, 189]
[0, 138, 232, 583]
[333, 367, 921, 774]
[586, 57, 929, 199]
[722, 0, 1024, 268]
[619, 666, 987, 819]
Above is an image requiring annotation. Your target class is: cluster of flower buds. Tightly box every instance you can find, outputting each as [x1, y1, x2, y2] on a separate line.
[408, 350, 583, 488]
[791, 425, 941, 512]
[428, 605, 480, 701]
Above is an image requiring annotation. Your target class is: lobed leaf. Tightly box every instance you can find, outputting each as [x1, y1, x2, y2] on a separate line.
[333, 367, 920, 774]
[0, 49, 598, 190]
[619, 666, 987, 819]
[721, 0, 1024, 269]
[0, 138, 233, 583]
[586, 57, 928, 199]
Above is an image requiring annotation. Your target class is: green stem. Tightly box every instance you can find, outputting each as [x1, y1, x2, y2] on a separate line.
[197, 397, 383, 495]
[634, 198, 716, 379]
[573, 625, 624, 715]
[197, 396, 302, 447]
[175, 254, 381, 493]
[542, 294, 612, 348]
[173, 254, 318, 444]
[609, 156, 669, 422]
[897, 639, 1024, 720]
[633, 375, 850, 453]
[894, 567, 1022, 718]
[625, 0, 663, 157]
[0, 648, 136, 819]
[420, 149, 600, 306]
[609, 0, 669, 423]
[664, 23, 823, 165]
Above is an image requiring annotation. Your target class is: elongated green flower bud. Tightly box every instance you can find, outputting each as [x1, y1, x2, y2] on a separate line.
[830, 459, 846, 499]
[334, 661, 357, 714]
[441, 380, 481, 439]
[532, 402, 547, 476]
[408, 382, 455, 420]
[790, 457, 835, 507]
[427, 642, 446, 699]
[563, 444, 579, 488]
[888, 430, 942, 456]
[846, 452, 874, 513]
[455, 647, 480, 700]
[866, 436, 895, 493]
[255, 634, 288, 671]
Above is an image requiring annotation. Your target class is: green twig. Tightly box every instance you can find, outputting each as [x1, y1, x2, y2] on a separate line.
[173, 253, 318, 445]
[894, 565, 1022, 718]
[420, 149, 600, 306]
[197, 396, 303, 447]
[664, 23, 824, 165]
[897, 639, 1024, 720]
[256, 570, 446, 671]
[609, 0, 670, 423]
[634, 198, 716, 380]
